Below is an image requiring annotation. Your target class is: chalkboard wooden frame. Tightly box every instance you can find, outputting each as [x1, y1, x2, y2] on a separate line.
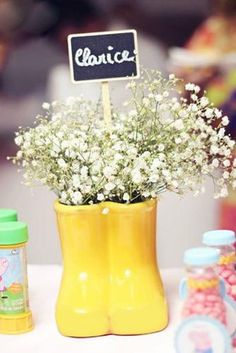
[67, 29, 140, 84]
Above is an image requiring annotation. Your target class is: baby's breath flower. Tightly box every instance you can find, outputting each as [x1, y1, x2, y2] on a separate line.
[178, 110, 188, 118]
[131, 170, 143, 184]
[105, 182, 116, 191]
[223, 159, 231, 167]
[191, 94, 198, 101]
[173, 119, 184, 130]
[42, 102, 50, 110]
[175, 137, 182, 144]
[210, 145, 219, 155]
[200, 96, 209, 107]
[123, 193, 130, 202]
[155, 94, 163, 102]
[190, 104, 198, 112]
[16, 151, 23, 159]
[97, 193, 105, 201]
[185, 83, 195, 91]
[158, 144, 165, 152]
[212, 159, 219, 168]
[218, 128, 225, 138]
[58, 159, 67, 169]
[15, 135, 23, 146]
[169, 73, 175, 80]
[142, 97, 150, 106]
[9, 69, 236, 205]
[205, 108, 214, 119]
[215, 109, 222, 118]
[222, 116, 229, 126]
[194, 85, 200, 93]
[223, 171, 230, 179]
[72, 191, 83, 204]
[80, 166, 88, 177]
[72, 175, 80, 188]
[126, 81, 136, 89]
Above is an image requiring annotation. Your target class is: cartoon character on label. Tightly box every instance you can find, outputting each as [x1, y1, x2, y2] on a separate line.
[188, 330, 213, 353]
[0, 258, 9, 298]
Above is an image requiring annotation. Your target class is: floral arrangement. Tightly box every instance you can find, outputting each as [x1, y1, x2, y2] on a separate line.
[10, 70, 236, 205]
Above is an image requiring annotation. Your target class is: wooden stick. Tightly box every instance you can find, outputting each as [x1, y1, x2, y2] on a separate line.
[101, 81, 112, 126]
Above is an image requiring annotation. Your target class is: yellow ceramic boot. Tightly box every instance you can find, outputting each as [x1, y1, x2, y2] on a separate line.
[54, 201, 110, 337]
[106, 199, 168, 334]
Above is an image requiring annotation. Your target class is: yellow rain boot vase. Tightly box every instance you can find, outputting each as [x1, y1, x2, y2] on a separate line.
[54, 199, 168, 337]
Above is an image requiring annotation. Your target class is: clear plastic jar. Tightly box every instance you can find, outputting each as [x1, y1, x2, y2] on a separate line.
[182, 247, 227, 325]
[203, 230, 236, 301]
[0, 221, 33, 334]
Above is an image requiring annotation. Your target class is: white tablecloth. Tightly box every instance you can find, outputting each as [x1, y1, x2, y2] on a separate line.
[1, 266, 235, 353]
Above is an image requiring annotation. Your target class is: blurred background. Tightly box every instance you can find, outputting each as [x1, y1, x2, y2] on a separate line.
[0, 0, 235, 267]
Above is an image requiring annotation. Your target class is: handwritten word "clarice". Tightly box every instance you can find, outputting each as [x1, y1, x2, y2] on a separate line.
[75, 46, 135, 67]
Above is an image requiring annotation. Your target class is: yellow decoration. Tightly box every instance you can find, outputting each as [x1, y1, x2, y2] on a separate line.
[187, 278, 219, 290]
[219, 253, 236, 265]
[0, 312, 33, 334]
[8, 283, 23, 295]
[54, 199, 168, 337]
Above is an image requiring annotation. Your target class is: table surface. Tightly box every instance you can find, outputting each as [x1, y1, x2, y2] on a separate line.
[1, 265, 235, 353]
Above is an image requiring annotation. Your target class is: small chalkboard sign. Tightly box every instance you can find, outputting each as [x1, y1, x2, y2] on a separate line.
[67, 30, 139, 83]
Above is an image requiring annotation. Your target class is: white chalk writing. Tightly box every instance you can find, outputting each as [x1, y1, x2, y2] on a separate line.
[75, 46, 135, 67]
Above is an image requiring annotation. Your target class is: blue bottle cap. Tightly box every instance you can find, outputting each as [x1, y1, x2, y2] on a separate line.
[203, 230, 235, 246]
[184, 247, 220, 266]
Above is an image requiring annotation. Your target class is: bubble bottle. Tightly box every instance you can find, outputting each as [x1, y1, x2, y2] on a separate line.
[181, 247, 227, 325]
[203, 230, 236, 302]
[0, 221, 33, 334]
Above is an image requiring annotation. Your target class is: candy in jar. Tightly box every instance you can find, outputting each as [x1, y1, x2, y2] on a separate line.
[203, 230, 236, 301]
[182, 247, 227, 325]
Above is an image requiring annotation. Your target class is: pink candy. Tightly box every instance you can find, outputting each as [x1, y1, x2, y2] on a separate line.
[182, 276, 227, 325]
[217, 264, 236, 301]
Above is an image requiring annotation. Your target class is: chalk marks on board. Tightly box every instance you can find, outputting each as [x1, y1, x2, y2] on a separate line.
[68, 30, 139, 83]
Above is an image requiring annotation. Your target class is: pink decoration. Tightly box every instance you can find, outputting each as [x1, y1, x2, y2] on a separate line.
[188, 330, 213, 351]
[0, 258, 9, 291]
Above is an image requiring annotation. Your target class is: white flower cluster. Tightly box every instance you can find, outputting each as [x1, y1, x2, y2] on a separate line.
[11, 71, 236, 205]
